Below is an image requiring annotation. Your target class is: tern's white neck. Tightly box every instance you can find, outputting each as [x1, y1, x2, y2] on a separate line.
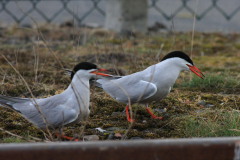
[66, 75, 90, 114]
[152, 58, 188, 87]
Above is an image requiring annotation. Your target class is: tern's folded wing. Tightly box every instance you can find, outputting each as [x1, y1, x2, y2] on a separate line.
[102, 80, 157, 104]
[13, 101, 79, 130]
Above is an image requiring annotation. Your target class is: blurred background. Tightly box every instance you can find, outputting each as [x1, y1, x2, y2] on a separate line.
[1, 0, 240, 32]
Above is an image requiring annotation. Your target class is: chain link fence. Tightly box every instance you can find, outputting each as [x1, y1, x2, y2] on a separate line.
[149, 0, 240, 21]
[0, 0, 240, 24]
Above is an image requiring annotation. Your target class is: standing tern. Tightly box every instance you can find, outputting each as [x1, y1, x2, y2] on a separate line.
[0, 62, 110, 140]
[93, 51, 204, 122]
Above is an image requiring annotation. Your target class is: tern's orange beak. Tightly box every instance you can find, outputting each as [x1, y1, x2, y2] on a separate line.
[90, 68, 111, 77]
[186, 64, 205, 79]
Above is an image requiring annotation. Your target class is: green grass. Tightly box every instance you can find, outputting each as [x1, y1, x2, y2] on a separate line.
[184, 110, 240, 137]
[0, 136, 28, 143]
[175, 74, 239, 91]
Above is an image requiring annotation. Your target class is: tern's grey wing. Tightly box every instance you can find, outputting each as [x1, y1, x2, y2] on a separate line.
[0, 95, 30, 112]
[0, 94, 79, 129]
[15, 96, 79, 129]
[101, 79, 157, 104]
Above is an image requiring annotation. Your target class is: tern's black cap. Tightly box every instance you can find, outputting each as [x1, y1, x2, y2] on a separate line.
[161, 51, 193, 65]
[71, 62, 97, 80]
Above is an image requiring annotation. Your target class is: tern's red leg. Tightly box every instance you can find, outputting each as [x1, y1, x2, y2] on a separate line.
[125, 105, 134, 123]
[145, 108, 163, 120]
[56, 133, 80, 141]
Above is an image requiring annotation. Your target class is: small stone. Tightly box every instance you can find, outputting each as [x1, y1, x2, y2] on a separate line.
[197, 100, 206, 106]
[83, 135, 99, 141]
[143, 120, 147, 123]
[206, 104, 214, 108]
[220, 103, 224, 105]
[114, 133, 122, 138]
[153, 108, 166, 113]
[130, 137, 143, 140]
[195, 110, 204, 113]
[95, 127, 106, 133]
[107, 133, 114, 140]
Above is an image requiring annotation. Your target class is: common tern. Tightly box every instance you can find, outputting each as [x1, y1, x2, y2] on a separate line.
[0, 62, 110, 140]
[61, 51, 204, 122]
[95, 51, 204, 122]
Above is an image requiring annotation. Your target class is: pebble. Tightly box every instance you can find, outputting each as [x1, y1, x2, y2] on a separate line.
[83, 135, 99, 141]
[143, 120, 147, 123]
[197, 100, 206, 106]
[95, 127, 106, 133]
[107, 133, 127, 140]
[114, 133, 122, 139]
[195, 110, 204, 113]
[206, 104, 215, 108]
[153, 108, 167, 113]
[107, 133, 114, 140]
[115, 133, 122, 138]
